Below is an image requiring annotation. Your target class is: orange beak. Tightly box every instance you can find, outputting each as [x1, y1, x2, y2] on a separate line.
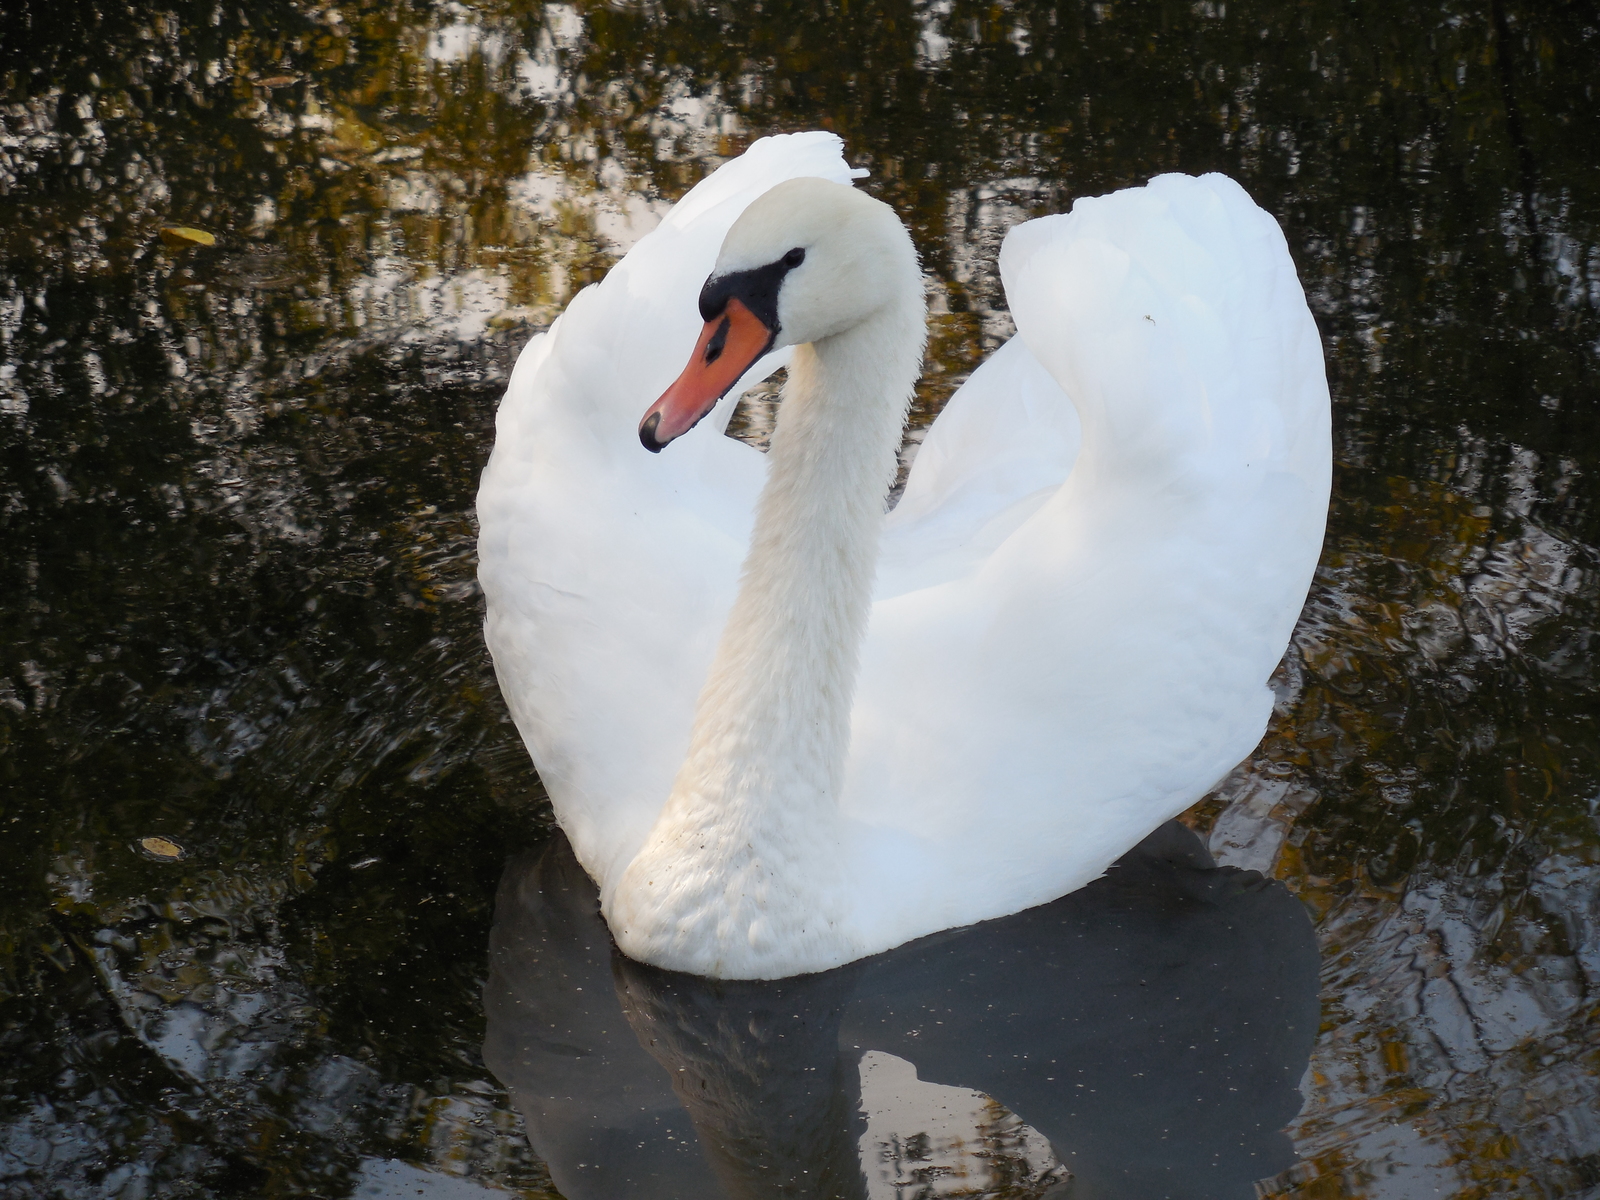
[640, 297, 776, 452]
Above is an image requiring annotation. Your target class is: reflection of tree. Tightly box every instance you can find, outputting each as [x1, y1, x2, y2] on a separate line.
[862, 1085, 1066, 1200]
[0, 8, 575, 1195]
[1203, 466, 1600, 1199]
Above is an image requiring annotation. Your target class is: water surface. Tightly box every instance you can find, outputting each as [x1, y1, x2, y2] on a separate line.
[2, 1, 1598, 1196]
[486, 823, 1319, 1199]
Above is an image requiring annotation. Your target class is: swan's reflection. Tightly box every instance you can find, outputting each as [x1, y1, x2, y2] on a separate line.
[484, 823, 1319, 1199]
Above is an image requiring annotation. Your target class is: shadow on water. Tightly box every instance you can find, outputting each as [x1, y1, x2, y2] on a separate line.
[485, 823, 1320, 1200]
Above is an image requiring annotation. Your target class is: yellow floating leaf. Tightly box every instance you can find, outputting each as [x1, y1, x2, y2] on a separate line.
[139, 835, 186, 860]
[159, 226, 216, 248]
[257, 75, 300, 88]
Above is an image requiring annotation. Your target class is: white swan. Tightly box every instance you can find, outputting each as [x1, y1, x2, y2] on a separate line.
[476, 131, 1330, 980]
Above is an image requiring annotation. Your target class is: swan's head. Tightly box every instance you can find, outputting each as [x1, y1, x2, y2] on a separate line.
[640, 176, 918, 452]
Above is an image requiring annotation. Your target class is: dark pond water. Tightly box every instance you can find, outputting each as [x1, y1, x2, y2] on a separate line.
[2, 1, 1598, 1196]
[486, 823, 1323, 1200]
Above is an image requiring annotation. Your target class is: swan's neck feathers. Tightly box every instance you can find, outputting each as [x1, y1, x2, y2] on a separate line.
[608, 300, 923, 979]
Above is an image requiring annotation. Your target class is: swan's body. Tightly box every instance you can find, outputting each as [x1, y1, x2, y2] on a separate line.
[476, 132, 1330, 979]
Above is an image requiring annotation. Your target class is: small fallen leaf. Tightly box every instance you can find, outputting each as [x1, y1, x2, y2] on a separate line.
[159, 226, 216, 248]
[257, 74, 301, 88]
[138, 836, 186, 860]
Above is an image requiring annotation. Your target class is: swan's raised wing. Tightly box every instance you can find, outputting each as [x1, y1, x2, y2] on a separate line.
[878, 335, 1081, 597]
[844, 173, 1330, 950]
[478, 134, 861, 893]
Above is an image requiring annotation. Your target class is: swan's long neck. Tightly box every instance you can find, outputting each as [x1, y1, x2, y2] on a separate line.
[608, 300, 922, 979]
[697, 320, 914, 805]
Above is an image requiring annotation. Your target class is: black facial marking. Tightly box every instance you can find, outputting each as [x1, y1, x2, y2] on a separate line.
[697, 245, 807, 331]
[703, 316, 730, 365]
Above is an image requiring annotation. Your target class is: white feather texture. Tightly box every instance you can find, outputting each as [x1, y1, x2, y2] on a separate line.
[476, 131, 1331, 979]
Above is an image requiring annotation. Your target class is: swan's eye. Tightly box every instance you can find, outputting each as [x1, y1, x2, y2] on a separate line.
[782, 247, 805, 269]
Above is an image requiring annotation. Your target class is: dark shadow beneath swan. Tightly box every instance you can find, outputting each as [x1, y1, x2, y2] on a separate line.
[483, 823, 1320, 1200]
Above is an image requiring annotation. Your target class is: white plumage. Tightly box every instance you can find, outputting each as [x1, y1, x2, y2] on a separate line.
[476, 131, 1330, 978]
